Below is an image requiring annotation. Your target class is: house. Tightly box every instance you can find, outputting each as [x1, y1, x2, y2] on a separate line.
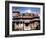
[12, 11, 40, 31]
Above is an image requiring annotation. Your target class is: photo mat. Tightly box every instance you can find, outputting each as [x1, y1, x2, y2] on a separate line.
[9, 4, 43, 35]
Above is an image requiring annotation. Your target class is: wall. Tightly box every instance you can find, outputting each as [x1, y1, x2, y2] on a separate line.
[0, 0, 46, 38]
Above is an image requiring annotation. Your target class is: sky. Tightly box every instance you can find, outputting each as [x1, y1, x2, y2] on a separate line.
[12, 7, 40, 14]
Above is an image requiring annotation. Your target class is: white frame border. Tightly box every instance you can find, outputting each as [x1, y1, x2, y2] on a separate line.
[9, 3, 43, 35]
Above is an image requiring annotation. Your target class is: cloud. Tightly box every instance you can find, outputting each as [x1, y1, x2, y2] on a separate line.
[23, 9, 32, 13]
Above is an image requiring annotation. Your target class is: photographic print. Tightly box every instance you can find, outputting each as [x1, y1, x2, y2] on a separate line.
[12, 7, 40, 31]
[5, 1, 45, 37]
